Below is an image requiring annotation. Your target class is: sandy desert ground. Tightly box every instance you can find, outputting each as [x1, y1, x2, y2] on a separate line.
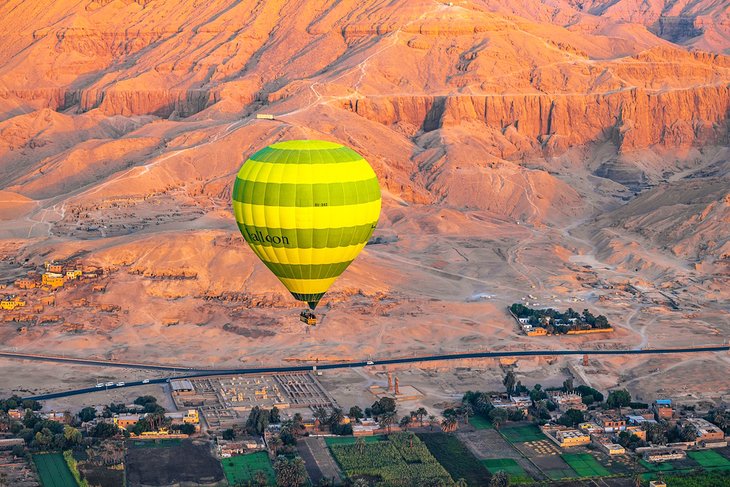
[0, 0, 727, 402]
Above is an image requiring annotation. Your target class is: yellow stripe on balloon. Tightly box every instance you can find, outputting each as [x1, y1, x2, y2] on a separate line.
[238, 159, 376, 185]
[237, 200, 380, 230]
[278, 277, 338, 294]
[250, 243, 367, 266]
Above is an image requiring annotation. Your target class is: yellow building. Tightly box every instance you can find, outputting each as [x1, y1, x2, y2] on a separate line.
[543, 425, 591, 448]
[555, 429, 591, 447]
[0, 296, 26, 310]
[114, 414, 143, 430]
[65, 270, 82, 280]
[626, 425, 646, 441]
[597, 442, 626, 455]
[526, 327, 548, 336]
[183, 410, 199, 425]
[42, 273, 64, 288]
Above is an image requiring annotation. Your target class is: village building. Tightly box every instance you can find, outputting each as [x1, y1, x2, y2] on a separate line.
[113, 414, 144, 430]
[592, 412, 626, 433]
[0, 296, 26, 310]
[625, 425, 647, 441]
[170, 379, 195, 397]
[549, 392, 587, 412]
[578, 422, 604, 434]
[41, 272, 64, 288]
[594, 440, 625, 455]
[353, 418, 380, 436]
[165, 410, 200, 431]
[15, 278, 36, 289]
[640, 446, 686, 463]
[542, 425, 591, 448]
[653, 399, 674, 420]
[683, 417, 725, 443]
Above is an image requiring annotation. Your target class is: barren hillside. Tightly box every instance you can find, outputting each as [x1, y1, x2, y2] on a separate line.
[0, 0, 727, 398]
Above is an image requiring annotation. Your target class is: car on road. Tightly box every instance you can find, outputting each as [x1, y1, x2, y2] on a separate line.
[105, 381, 114, 387]
[142, 379, 150, 384]
[115, 382, 125, 387]
[366, 360, 375, 365]
[95, 383, 104, 388]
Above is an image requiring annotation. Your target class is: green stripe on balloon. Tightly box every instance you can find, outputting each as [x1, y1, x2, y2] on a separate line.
[236, 222, 376, 248]
[232, 177, 380, 207]
[260, 260, 354, 279]
[291, 292, 326, 303]
[248, 147, 364, 164]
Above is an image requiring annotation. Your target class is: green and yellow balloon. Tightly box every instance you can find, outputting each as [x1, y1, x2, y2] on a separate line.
[232, 140, 381, 310]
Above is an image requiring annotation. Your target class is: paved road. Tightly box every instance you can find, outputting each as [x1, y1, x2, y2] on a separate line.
[0, 351, 196, 372]
[15, 345, 728, 400]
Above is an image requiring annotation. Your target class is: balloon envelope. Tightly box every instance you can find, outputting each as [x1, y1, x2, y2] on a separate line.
[232, 140, 381, 309]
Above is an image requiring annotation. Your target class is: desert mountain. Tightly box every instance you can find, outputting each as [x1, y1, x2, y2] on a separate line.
[0, 0, 727, 374]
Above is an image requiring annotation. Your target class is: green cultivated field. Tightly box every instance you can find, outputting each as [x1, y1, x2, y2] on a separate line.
[500, 424, 546, 443]
[221, 451, 275, 486]
[688, 450, 730, 469]
[417, 433, 491, 487]
[33, 453, 78, 487]
[482, 458, 531, 483]
[662, 471, 730, 487]
[325, 435, 384, 446]
[561, 453, 611, 477]
[329, 432, 452, 486]
[469, 416, 493, 430]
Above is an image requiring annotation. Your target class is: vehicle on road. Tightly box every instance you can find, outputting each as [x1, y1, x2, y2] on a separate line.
[95, 383, 104, 388]
[105, 381, 114, 387]
[366, 360, 375, 365]
[115, 382, 125, 387]
[142, 379, 150, 384]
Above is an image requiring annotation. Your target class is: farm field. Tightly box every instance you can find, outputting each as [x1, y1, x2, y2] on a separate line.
[33, 453, 77, 487]
[221, 451, 275, 486]
[469, 416, 493, 430]
[687, 450, 730, 469]
[126, 439, 225, 487]
[640, 459, 675, 472]
[329, 432, 453, 486]
[128, 439, 182, 449]
[325, 435, 384, 447]
[417, 433, 491, 487]
[481, 458, 531, 483]
[561, 453, 611, 477]
[662, 471, 730, 487]
[500, 424, 546, 443]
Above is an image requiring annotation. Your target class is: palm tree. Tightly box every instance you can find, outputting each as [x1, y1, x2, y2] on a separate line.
[441, 416, 458, 433]
[455, 478, 468, 487]
[461, 404, 474, 425]
[269, 435, 282, 454]
[428, 415, 436, 431]
[313, 407, 329, 431]
[399, 416, 411, 431]
[329, 408, 344, 428]
[416, 407, 428, 426]
[380, 411, 397, 433]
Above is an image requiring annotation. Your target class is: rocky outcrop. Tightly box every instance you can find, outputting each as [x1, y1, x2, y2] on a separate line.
[347, 85, 729, 152]
[1, 88, 218, 118]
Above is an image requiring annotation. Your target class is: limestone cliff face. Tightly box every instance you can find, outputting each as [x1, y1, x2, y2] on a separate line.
[347, 85, 729, 152]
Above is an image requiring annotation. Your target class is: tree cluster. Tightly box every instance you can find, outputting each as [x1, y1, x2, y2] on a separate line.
[510, 303, 610, 331]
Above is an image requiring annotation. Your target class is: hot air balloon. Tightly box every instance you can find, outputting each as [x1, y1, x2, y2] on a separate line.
[232, 140, 381, 324]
